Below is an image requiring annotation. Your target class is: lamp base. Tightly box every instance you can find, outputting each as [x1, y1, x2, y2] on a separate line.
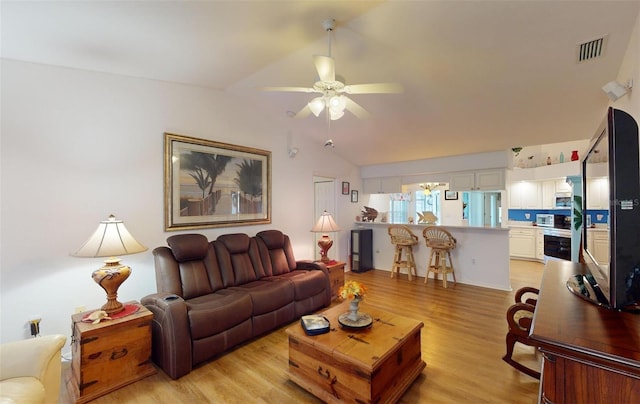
[92, 258, 131, 315]
[317, 234, 334, 263]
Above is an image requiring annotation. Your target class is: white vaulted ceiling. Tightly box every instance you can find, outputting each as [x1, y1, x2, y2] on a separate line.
[2, 1, 638, 166]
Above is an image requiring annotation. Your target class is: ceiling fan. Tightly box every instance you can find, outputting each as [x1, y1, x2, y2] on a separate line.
[261, 18, 403, 120]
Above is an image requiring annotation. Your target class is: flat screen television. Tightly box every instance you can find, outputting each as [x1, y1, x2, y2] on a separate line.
[573, 107, 640, 312]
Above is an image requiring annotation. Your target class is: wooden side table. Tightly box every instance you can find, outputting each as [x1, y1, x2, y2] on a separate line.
[324, 261, 345, 301]
[66, 301, 156, 403]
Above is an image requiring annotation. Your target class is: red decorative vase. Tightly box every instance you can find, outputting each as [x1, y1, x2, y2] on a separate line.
[571, 150, 579, 161]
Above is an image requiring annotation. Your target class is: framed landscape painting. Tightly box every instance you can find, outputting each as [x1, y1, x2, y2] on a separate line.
[164, 133, 271, 231]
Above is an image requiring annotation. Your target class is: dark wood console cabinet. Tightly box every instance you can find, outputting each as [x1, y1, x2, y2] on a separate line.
[530, 260, 640, 403]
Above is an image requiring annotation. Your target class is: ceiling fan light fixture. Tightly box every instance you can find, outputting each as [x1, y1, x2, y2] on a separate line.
[308, 97, 325, 117]
[329, 109, 344, 120]
[329, 95, 346, 112]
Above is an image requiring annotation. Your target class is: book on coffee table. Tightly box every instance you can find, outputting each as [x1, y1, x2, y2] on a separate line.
[300, 315, 330, 336]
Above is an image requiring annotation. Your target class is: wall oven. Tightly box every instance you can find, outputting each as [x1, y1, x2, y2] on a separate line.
[543, 228, 571, 261]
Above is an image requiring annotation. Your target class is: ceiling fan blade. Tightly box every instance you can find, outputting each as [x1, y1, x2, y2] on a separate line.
[313, 55, 335, 83]
[343, 82, 404, 94]
[294, 105, 313, 119]
[259, 86, 315, 93]
[344, 97, 371, 119]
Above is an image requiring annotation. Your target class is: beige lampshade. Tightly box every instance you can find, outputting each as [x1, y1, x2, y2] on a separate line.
[73, 215, 147, 315]
[73, 215, 147, 257]
[311, 211, 340, 263]
[311, 211, 341, 233]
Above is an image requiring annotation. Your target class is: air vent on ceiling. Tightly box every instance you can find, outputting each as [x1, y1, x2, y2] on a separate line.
[577, 36, 608, 62]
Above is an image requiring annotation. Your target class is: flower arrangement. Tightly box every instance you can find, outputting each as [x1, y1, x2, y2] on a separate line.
[338, 280, 368, 300]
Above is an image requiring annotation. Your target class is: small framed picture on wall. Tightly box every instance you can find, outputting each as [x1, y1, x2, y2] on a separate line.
[444, 190, 458, 200]
[342, 181, 350, 195]
[351, 190, 359, 203]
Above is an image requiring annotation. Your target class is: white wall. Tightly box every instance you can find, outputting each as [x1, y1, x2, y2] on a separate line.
[614, 9, 640, 122]
[360, 150, 509, 179]
[0, 60, 360, 348]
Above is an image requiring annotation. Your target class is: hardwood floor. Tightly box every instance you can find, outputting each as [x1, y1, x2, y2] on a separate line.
[61, 260, 544, 403]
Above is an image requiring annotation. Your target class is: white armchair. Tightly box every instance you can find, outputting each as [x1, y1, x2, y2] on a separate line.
[0, 334, 66, 404]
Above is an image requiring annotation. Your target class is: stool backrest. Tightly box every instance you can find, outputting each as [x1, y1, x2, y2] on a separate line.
[423, 226, 457, 249]
[388, 225, 419, 246]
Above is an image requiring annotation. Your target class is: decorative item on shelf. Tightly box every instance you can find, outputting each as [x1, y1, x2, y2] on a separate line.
[560, 152, 565, 163]
[380, 212, 389, 223]
[361, 206, 378, 222]
[417, 211, 438, 224]
[73, 215, 147, 315]
[311, 210, 341, 263]
[547, 156, 551, 165]
[571, 150, 579, 161]
[337, 280, 373, 328]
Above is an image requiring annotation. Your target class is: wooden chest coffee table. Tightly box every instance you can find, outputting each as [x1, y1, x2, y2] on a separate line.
[286, 302, 425, 403]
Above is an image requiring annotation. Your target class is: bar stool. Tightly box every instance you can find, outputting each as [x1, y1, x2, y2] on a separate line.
[423, 226, 457, 288]
[387, 225, 419, 280]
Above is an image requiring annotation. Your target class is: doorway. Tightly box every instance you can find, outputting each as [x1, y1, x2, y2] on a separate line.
[313, 176, 336, 262]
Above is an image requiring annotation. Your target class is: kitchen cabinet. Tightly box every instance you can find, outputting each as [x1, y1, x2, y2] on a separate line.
[509, 227, 536, 259]
[586, 178, 609, 209]
[541, 180, 556, 209]
[536, 228, 544, 261]
[541, 179, 573, 209]
[508, 181, 540, 209]
[587, 229, 609, 263]
[450, 169, 504, 191]
[362, 177, 402, 194]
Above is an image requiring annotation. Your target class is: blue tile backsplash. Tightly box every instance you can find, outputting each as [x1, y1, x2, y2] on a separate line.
[508, 209, 608, 224]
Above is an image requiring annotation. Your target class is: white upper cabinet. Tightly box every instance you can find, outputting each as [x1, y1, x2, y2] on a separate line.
[541, 179, 572, 209]
[362, 177, 402, 194]
[586, 178, 609, 209]
[449, 169, 505, 191]
[508, 181, 541, 209]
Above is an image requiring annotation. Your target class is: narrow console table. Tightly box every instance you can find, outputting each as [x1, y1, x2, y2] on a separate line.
[530, 260, 640, 403]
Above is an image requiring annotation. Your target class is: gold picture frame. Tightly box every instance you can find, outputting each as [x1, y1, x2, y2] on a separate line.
[164, 133, 271, 231]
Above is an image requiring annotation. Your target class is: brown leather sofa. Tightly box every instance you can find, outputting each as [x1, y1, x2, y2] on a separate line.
[141, 230, 331, 379]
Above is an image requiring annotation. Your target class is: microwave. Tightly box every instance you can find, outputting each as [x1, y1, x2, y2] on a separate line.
[555, 193, 572, 208]
[536, 214, 554, 227]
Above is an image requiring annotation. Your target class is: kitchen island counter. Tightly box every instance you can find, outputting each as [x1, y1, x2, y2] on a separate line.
[353, 222, 511, 290]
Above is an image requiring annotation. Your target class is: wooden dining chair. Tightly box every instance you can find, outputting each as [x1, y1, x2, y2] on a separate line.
[502, 287, 541, 379]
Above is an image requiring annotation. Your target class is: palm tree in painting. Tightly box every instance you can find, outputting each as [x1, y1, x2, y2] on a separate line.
[234, 159, 262, 213]
[188, 167, 211, 199]
[181, 151, 231, 213]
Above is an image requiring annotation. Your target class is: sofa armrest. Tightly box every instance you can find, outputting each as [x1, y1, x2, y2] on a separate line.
[0, 334, 66, 401]
[295, 260, 331, 306]
[296, 260, 327, 272]
[141, 293, 192, 379]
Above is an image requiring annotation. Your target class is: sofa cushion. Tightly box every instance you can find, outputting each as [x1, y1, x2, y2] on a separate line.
[0, 377, 45, 404]
[214, 234, 266, 286]
[167, 234, 209, 261]
[186, 290, 253, 340]
[275, 270, 328, 301]
[255, 230, 296, 276]
[231, 279, 294, 316]
[157, 234, 224, 298]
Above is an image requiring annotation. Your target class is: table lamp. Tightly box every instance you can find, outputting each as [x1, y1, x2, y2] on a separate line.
[73, 215, 147, 314]
[311, 210, 341, 263]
